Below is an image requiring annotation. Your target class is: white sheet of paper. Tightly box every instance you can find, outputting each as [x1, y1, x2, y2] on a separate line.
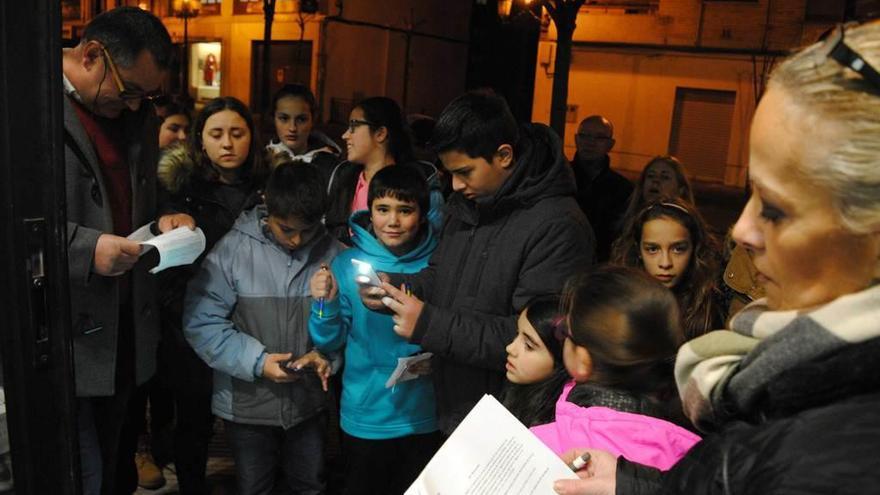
[405, 394, 577, 495]
[385, 352, 433, 388]
[127, 222, 206, 274]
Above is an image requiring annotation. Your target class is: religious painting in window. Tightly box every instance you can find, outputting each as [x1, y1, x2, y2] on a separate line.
[191, 42, 222, 102]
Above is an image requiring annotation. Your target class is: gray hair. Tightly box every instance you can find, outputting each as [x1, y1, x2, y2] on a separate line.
[768, 22, 880, 234]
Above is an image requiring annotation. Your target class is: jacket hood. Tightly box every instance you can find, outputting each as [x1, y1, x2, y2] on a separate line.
[447, 123, 576, 223]
[230, 205, 329, 256]
[347, 209, 438, 264]
[157, 141, 196, 194]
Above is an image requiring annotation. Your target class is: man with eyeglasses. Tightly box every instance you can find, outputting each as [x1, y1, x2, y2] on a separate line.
[61, 7, 194, 495]
[572, 115, 633, 262]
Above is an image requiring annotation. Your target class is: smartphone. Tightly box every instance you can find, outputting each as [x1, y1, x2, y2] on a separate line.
[351, 258, 382, 287]
[281, 359, 309, 375]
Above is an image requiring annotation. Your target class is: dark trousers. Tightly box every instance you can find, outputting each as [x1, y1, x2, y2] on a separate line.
[224, 414, 326, 495]
[77, 389, 134, 495]
[78, 306, 136, 495]
[117, 339, 214, 494]
[341, 430, 443, 495]
[170, 347, 214, 495]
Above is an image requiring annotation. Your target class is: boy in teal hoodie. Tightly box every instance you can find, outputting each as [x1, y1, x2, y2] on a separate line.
[308, 166, 440, 495]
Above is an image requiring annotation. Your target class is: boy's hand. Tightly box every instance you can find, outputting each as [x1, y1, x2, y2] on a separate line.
[288, 350, 331, 392]
[310, 265, 338, 301]
[261, 352, 299, 383]
[358, 272, 391, 311]
[381, 282, 424, 340]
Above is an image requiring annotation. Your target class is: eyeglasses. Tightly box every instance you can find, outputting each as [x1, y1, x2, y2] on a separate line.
[575, 133, 612, 141]
[100, 46, 163, 102]
[347, 119, 375, 133]
[820, 24, 880, 91]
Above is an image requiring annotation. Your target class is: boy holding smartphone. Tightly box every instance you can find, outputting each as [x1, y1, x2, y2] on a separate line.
[308, 166, 441, 495]
[183, 162, 343, 494]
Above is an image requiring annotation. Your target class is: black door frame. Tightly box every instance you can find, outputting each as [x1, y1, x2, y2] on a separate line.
[0, 1, 80, 493]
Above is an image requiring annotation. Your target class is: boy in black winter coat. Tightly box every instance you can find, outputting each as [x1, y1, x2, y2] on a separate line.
[366, 92, 595, 434]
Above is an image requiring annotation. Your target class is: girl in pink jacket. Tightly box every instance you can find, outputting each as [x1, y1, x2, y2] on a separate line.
[503, 266, 700, 471]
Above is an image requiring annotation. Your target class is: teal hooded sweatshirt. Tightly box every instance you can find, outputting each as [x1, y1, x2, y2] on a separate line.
[308, 210, 438, 439]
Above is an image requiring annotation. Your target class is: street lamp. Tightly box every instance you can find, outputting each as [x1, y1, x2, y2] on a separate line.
[173, 0, 201, 106]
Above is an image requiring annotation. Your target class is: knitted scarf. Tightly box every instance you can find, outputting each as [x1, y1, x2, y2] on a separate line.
[675, 284, 880, 431]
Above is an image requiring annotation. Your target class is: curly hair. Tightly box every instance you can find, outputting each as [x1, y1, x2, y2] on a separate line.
[611, 199, 724, 340]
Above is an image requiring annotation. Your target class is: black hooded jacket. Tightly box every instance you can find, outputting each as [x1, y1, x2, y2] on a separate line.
[398, 123, 595, 433]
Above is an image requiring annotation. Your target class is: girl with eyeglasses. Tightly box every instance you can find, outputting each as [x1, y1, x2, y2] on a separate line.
[325, 96, 443, 245]
[612, 199, 725, 340]
[502, 267, 699, 470]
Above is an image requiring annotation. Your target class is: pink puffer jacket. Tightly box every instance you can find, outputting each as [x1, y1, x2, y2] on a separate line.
[530, 381, 701, 470]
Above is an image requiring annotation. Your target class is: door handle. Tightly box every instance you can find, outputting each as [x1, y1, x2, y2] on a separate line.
[24, 218, 50, 369]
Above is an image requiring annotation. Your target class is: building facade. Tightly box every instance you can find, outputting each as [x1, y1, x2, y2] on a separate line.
[531, 0, 858, 187]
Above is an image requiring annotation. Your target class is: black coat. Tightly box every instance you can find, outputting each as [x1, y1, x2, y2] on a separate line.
[617, 336, 880, 494]
[571, 155, 633, 263]
[157, 145, 263, 346]
[399, 123, 595, 433]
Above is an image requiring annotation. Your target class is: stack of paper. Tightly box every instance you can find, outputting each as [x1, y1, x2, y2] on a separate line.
[406, 394, 577, 495]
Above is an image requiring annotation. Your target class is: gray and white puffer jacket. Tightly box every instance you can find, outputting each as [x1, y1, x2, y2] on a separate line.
[183, 205, 344, 428]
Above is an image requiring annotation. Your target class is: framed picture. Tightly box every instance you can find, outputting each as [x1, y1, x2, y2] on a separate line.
[61, 0, 87, 22]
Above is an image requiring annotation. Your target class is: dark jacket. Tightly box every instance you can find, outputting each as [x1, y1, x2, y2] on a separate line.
[571, 155, 633, 262]
[324, 159, 444, 245]
[617, 336, 880, 494]
[63, 95, 162, 397]
[156, 143, 264, 346]
[399, 123, 595, 433]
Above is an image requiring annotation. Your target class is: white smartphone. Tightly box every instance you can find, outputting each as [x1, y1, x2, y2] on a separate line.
[350, 259, 382, 286]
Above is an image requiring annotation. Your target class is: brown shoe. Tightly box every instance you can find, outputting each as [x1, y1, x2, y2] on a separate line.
[135, 452, 166, 490]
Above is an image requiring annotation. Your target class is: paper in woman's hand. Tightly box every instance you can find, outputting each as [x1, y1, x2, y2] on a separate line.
[127, 222, 206, 274]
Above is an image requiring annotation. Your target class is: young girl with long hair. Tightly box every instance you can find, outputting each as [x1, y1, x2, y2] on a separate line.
[155, 96, 268, 494]
[500, 296, 570, 428]
[530, 266, 700, 470]
[264, 83, 341, 185]
[612, 199, 725, 339]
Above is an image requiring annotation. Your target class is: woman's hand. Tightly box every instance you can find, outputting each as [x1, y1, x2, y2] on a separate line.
[310, 264, 337, 301]
[553, 449, 617, 495]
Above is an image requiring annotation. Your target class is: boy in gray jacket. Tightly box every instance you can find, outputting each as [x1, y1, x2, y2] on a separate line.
[184, 162, 344, 494]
